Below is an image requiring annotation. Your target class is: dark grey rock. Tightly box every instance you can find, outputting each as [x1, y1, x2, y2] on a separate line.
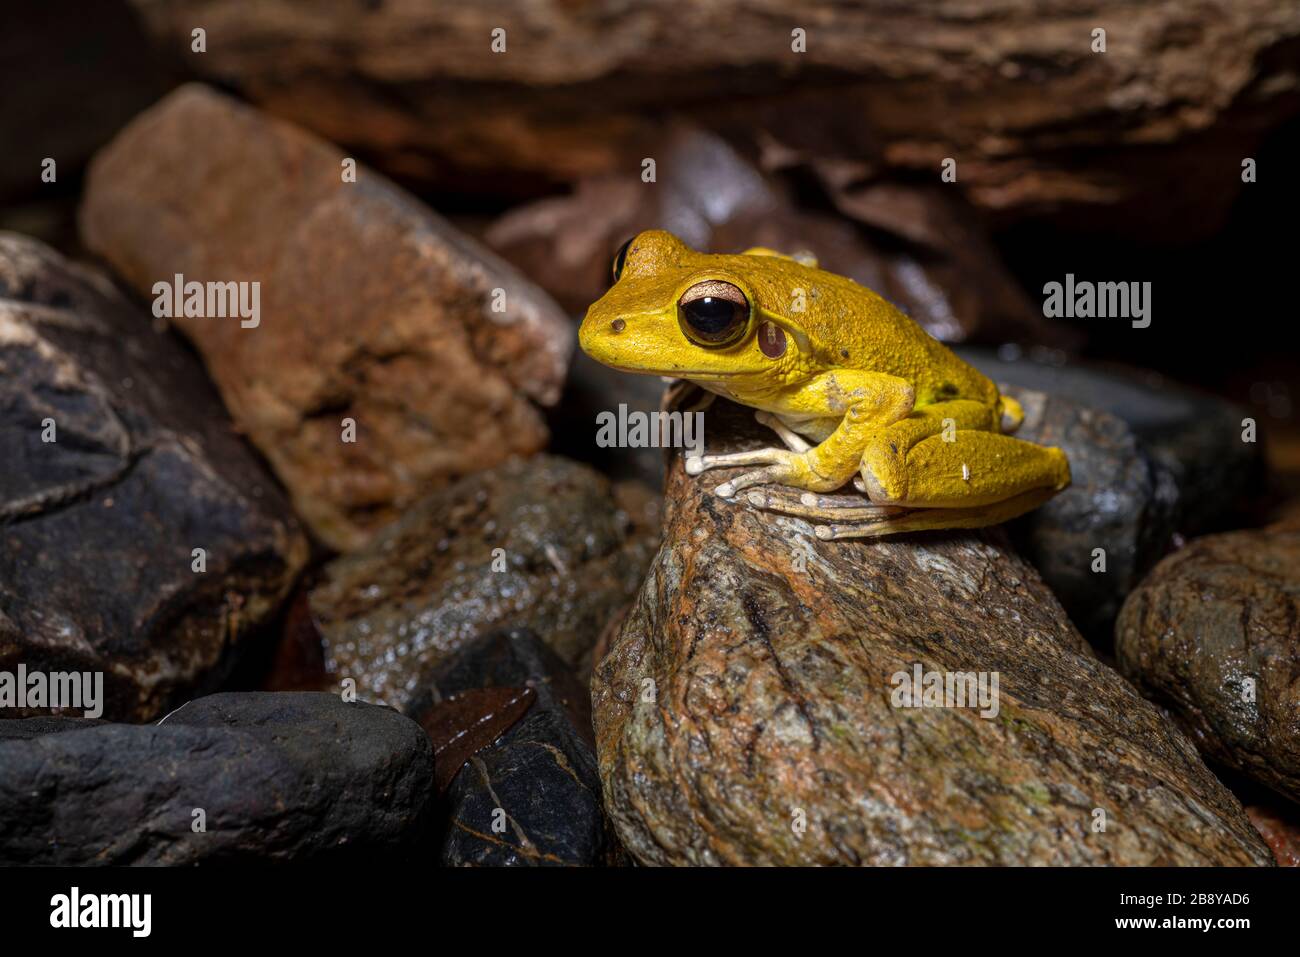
[548, 349, 670, 488]
[0, 233, 308, 721]
[310, 455, 657, 710]
[1006, 387, 1179, 641]
[959, 346, 1263, 534]
[412, 629, 613, 867]
[0, 692, 434, 864]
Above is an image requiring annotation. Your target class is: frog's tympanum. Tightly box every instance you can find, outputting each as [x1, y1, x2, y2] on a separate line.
[580, 230, 1070, 540]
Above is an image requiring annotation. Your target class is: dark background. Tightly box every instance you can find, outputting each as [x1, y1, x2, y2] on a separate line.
[3, 0, 1297, 518]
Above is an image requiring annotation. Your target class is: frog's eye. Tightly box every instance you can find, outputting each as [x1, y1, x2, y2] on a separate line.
[610, 237, 634, 285]
[677, 280, 750, 348]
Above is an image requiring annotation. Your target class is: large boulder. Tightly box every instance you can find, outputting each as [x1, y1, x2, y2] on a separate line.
[80, 83, 572, 550]
[0, 692, 433, 864]
[1117, 526, 1300, 802]
[592, 395, 1271, 865]
[0, 233, 307, 722]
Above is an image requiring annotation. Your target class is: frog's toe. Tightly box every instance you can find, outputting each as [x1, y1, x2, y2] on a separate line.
[746, 486, 906, 523]
[689, 446, 793, 478]
[715, 465, 794, 498]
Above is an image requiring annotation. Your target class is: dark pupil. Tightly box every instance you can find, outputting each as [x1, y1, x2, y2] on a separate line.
[610, 238, 633, 284]
[682, 297, 745, 343]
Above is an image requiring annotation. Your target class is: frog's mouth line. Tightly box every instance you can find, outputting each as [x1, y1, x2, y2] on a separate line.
[599, 362, 744, 379]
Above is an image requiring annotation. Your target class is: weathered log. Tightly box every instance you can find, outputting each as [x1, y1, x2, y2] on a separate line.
[127, 0, 1300, 235]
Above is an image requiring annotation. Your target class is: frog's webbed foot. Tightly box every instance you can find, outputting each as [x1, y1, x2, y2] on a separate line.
[685, 409, 807, 477]
[685, 447, 804, 498]
[748, 485, 1058, 541]
[744, 487, 907, 540]
[685, 409, 823, 498]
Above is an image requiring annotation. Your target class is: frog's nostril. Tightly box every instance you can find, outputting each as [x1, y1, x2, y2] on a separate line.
[611, 319, 626, 333]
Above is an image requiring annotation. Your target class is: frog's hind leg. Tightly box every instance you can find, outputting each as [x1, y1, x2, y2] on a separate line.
[751, 423, 1068, 540]
[809, 486, 1058, 540]
[744, 486, 908, 524]
[859, 430, 1069, 510]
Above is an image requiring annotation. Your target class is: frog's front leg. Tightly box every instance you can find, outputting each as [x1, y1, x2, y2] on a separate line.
[694, 371, 915, 499]
[754, 410, 812, 453]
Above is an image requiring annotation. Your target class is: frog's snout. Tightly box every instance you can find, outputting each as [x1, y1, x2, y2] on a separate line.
[578, 309, 628, 365]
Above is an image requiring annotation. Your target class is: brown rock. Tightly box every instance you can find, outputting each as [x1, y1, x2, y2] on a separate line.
[0, 233, 307, 721]
[592, 395, 1271, 865]
[1116, 526, 1300, 802]
[310, 456, 657, 711]
[79, 84, 572, 550]
[125, 0, 1300, 236]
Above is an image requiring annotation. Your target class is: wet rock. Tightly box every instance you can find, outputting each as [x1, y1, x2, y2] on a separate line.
[0, 234, 307, 722]
[310, 456, 657, 710]
[79, 84, 572, 551]
[0, 692, 433, 864]
[959, 347, 1263, 535]
[410, 629, 610, 866]
[1116, 526, 1300, 802]
[593, 395, 1271, 865]
[127, 0, 1300, 237]
[1004, 386, 1179, 642]
[488, 127, 1062, 348]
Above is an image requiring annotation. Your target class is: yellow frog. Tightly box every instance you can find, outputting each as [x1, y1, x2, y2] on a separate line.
[579, 230, 1070, 540]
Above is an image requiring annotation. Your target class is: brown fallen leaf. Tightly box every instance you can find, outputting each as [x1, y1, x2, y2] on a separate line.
[419, 687, 536, 793]
[262, 587, 330, 692]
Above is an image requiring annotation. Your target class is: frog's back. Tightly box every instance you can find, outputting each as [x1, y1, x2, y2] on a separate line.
[784, 265, 997, 407]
